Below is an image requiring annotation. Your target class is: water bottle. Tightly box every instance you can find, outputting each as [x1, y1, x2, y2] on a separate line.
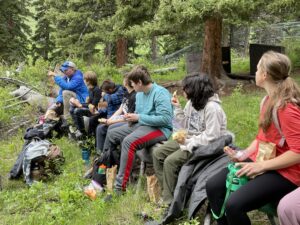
[81, 148, 91, 166]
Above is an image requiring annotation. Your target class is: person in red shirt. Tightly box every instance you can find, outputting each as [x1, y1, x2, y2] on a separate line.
[206, 51, 300, 225]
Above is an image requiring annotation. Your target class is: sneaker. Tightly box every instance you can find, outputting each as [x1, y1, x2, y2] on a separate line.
[61, 119, 69, 129]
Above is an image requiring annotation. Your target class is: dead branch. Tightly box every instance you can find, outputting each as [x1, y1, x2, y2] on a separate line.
[3, 100, 28, 109]
[5, 87, 34, 102]
[0, 77, 40, 91]
[7, 119, 32, 134]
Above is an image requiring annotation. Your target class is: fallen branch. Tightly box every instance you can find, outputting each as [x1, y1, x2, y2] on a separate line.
[152, 67, 178, 74]
[0, 77, 40, 91]
[5, 87, 34, 102]
[3, 100, 28, 109]
[7, 119, 32, 134]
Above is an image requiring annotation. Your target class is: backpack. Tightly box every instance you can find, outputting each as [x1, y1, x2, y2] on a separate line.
[91, 149, 119, 188]
[31, 144, 65, 181]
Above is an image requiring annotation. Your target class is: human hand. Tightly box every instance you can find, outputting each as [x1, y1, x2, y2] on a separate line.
[69, 97, 81, 107]
[171, 97, 180, 107]
[235, 161, 265, 178]
[98, 101, 108, 108]
[98, 118, 107, 124]
[88, 104, 95, 113]
[224, 146, 247, 162]
[56, 102, 62, 107]
[124, 113, 139, 122]
[48, 70, 56, 77]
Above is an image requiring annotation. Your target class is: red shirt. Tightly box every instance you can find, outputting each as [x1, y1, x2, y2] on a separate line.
[250, 101, 300, 186]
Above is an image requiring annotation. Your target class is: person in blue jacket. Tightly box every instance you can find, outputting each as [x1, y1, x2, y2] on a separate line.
[48, 61, 89, 126]
[104, 65, 173, 194]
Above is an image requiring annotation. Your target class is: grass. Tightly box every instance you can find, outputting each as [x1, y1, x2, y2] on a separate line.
[1, 62, 299, 225]
[0, 88, 264, 225]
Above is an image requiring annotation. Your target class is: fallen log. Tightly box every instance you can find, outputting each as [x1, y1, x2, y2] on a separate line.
[9, 86, 55, 112]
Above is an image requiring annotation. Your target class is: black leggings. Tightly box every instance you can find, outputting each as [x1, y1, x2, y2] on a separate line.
[206, 168, 297, 225]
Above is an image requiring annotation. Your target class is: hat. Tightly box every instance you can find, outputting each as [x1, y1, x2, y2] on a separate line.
[60, 61, 76, 72]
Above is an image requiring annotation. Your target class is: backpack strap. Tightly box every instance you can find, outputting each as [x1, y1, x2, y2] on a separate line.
[272, 105, 285, 147]
[260, 96, 285, 147]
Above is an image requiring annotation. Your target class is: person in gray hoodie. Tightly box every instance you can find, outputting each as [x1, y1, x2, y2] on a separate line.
[152, 73, 230, 206]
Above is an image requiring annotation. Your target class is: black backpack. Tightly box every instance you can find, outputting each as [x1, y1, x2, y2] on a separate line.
[91, 149, 119, 187]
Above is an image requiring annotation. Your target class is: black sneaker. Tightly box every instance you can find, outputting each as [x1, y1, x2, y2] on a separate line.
[61, 119, 69, 129]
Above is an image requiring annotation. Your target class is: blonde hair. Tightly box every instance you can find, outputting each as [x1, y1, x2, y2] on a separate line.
[84, 71, 98, 87]
[259, 51, 300, 132]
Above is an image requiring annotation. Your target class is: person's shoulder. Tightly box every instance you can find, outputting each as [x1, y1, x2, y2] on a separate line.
[73, 70, 84, 78]
[280, 103, 300, 118]
[153, 83, 169, 94]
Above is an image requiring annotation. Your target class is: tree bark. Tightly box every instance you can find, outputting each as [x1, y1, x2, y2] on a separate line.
[151, 36, 158, 61]
[116, 37, 128, 67]
[200, 15, 224, 90]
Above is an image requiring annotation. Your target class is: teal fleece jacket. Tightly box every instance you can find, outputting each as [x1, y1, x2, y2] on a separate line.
[135, 83, 173, 139]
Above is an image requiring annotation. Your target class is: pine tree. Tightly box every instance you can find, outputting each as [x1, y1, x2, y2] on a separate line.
[31, 0, 55, 64]
[0, 0, 31, 64]
[45, 0, 110, 61]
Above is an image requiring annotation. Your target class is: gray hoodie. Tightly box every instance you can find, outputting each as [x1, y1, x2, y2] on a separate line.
[173, 94, 231, 152]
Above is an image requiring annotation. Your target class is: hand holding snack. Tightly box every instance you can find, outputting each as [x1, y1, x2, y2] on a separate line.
[171, 90, 180, 107]
[88, 104, 95, 114]
[224, 146, 247, 162]
[172, 129, 187, 144]
[98, 118, 107, 124]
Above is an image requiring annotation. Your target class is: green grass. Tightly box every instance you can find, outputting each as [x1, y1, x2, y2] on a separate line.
[0, 89, 264, 225]
[1, 63, 298, 225]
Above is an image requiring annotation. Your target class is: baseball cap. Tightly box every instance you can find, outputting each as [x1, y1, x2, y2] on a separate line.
[60, 61, 76, 72]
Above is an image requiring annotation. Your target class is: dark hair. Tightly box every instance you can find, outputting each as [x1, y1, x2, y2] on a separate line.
[84, 71, 98, 86]
[123, 73, 133, 88]
[127, 65, 152, 85]
[182, 73, 215, 110]
[101, 79, 116, 92]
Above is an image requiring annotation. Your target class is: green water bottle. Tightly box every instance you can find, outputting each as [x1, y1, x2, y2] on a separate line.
[226, 163, 249, 192]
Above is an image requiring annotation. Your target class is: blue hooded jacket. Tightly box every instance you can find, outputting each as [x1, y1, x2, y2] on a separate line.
[54, 70, 89, 103]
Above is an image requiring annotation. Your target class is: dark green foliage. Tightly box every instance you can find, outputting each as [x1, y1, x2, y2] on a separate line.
[31, 0, 56, 64]
[0, 0, 31, 64]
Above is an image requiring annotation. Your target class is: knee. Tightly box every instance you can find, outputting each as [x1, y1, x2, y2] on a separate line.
[96, 125, 106, 135]
[206, 176, 218, 197]
[277, 197, 292, 218]
[152, 147, 163, 160]
[62, 90, 72, 97]
[164, 156, 176, 168]
[122, 135, 135, 148]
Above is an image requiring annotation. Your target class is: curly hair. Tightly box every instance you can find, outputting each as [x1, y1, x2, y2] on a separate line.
[182, 73, 215, 111]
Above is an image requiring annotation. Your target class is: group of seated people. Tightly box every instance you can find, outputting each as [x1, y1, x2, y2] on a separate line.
[47, 51, 300, 225]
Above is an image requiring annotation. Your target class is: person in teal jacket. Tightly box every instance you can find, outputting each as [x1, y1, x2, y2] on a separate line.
[104, 65, 173, 193]
[48, 61, 89, 126]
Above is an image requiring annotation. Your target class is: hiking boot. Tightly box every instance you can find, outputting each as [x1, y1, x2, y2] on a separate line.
[61, 118, 69, 129]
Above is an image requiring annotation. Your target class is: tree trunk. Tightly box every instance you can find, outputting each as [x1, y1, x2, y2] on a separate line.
[104, 42, 112, 62]
[116, 37, 128, 67]
[151, 36, 158, 61]
[200, 15, 223, 90]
